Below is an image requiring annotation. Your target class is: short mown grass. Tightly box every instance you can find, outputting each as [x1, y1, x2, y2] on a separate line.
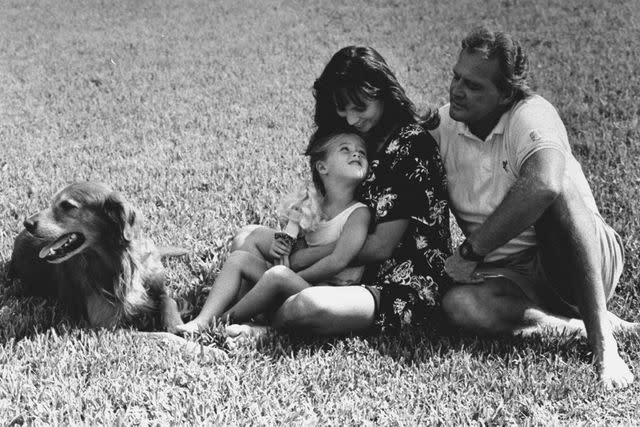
[1, 0, 639, 424]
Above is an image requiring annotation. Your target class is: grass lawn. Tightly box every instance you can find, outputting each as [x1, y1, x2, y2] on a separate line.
[1, 0, 639, 424]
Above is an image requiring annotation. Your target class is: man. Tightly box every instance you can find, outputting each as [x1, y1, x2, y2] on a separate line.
[432, 26, 637, 389]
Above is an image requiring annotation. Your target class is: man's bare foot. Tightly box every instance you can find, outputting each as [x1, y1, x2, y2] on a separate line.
[173, 318, 209, 335]
[514, 317, 587, 337]
[515, 312, 639, 338]
[596, 351, 634, 389]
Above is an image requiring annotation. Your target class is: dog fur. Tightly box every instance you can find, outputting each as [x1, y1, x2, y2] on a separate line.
[9, 182, 185, 332]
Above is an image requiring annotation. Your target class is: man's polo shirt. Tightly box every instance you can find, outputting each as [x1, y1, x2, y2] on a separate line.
[430, 95, 599, 262]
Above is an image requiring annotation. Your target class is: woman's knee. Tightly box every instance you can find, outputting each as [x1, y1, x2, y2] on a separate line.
[277, 288, 328, 327]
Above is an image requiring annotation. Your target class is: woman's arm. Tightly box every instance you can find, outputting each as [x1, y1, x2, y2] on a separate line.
[295, 207, 371, 283]
[351, 218, 408, 265]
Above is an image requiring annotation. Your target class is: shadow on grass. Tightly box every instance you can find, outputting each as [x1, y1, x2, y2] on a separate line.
[0, 258, 76, 344]
[209, 314, 604, 370]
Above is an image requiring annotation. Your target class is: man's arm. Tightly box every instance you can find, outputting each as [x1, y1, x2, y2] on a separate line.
[446, 148, 565, 282]
[468, 147, 565, 255]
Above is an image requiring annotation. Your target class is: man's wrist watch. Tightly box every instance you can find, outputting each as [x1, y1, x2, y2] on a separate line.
[459, 239, 485, 262]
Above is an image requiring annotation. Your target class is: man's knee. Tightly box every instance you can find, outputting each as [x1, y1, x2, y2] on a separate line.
[442, 286, 482, 329]
[442, 283, 517, 332]
[536, 178, 593, 234]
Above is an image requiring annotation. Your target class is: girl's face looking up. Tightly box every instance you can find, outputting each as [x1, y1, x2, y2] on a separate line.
[319, 134, 369, 183]
[334, 90, 384, 136]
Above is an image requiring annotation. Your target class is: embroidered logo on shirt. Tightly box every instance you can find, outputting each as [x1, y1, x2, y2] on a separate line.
[529, 130, 542, 142]
[502, 160, 508, 172]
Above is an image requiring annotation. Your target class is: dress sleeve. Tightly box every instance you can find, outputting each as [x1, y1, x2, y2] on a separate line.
[376, 125, 449, 226]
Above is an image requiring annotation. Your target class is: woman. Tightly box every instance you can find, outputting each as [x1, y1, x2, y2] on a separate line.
[234, 46, 452, 334]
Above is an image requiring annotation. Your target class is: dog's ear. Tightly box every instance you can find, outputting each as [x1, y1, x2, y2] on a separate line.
[103, 192, 138, 245]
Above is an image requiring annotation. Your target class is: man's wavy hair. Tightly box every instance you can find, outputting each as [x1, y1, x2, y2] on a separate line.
[461, 27, 534, 106]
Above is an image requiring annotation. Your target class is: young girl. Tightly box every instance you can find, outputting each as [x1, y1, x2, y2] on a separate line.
[175, 132, 370, 334]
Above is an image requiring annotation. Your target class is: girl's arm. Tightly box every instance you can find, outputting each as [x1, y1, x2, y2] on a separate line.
[289, 218, 408, 271]
[295, 207, 371, 283]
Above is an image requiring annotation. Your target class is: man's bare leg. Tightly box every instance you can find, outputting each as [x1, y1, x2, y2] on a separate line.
[442, 278, 586, 335]
[535, 182, 634, 388]
[443, 180, 636, 388]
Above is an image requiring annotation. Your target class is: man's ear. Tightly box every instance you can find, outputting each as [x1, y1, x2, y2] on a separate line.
[498, 88, 516, 108]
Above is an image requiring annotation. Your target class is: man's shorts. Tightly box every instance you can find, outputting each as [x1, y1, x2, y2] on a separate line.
[475, 213, 625, 317]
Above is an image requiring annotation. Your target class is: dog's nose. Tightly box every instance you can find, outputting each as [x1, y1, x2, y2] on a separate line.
[23, 217, 37, 233]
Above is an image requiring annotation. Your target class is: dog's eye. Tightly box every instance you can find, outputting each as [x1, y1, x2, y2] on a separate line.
[59, 200, 78, 211]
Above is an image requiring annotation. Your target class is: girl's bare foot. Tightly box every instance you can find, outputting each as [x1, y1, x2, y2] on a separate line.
[225, 323, 271, 338]
[173, 318, 209, 335]
[224, 324, 272, 349]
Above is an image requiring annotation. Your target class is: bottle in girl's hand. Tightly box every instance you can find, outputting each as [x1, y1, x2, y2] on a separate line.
[275, 184, 322, 266]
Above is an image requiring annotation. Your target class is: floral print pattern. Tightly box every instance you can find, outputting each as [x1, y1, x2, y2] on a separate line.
[359, 123, 452, 330]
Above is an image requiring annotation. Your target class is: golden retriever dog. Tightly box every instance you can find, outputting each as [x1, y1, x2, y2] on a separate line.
[9, 182, 186, 333]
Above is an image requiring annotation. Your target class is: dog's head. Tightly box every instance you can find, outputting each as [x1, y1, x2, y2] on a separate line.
[24, 182, 139, 264]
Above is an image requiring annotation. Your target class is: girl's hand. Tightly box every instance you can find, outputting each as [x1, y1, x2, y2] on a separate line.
[269, 233, 295, 260]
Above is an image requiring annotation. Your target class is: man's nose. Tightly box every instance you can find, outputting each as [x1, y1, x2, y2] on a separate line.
[450, 80, 463, 99]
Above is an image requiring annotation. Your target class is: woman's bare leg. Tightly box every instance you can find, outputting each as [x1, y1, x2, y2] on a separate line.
[273, 285, 376, 335]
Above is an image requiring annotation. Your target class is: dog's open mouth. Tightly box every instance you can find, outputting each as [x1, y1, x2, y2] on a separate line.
[38, 233, 86, 262]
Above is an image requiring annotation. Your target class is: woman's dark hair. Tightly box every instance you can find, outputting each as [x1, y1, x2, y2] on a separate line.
[461, 26, 534, 106]
[310, 46, 439, 145]
[304, 132, 364, 196]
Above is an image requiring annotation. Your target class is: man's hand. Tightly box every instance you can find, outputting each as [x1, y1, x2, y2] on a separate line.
[444, 250, 483, 284]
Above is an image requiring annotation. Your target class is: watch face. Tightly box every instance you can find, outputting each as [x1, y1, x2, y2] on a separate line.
[460, 241, 482, 262]
[460, 243, 470, 258]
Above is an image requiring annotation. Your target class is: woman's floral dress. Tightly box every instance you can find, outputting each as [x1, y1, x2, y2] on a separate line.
[360, 123, 452, 329]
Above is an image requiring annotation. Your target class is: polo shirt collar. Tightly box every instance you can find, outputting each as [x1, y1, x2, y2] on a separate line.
[455, 111, 509, 142]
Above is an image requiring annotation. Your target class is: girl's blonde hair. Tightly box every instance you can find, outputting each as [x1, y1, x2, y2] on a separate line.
[304, 132, 364, 196]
